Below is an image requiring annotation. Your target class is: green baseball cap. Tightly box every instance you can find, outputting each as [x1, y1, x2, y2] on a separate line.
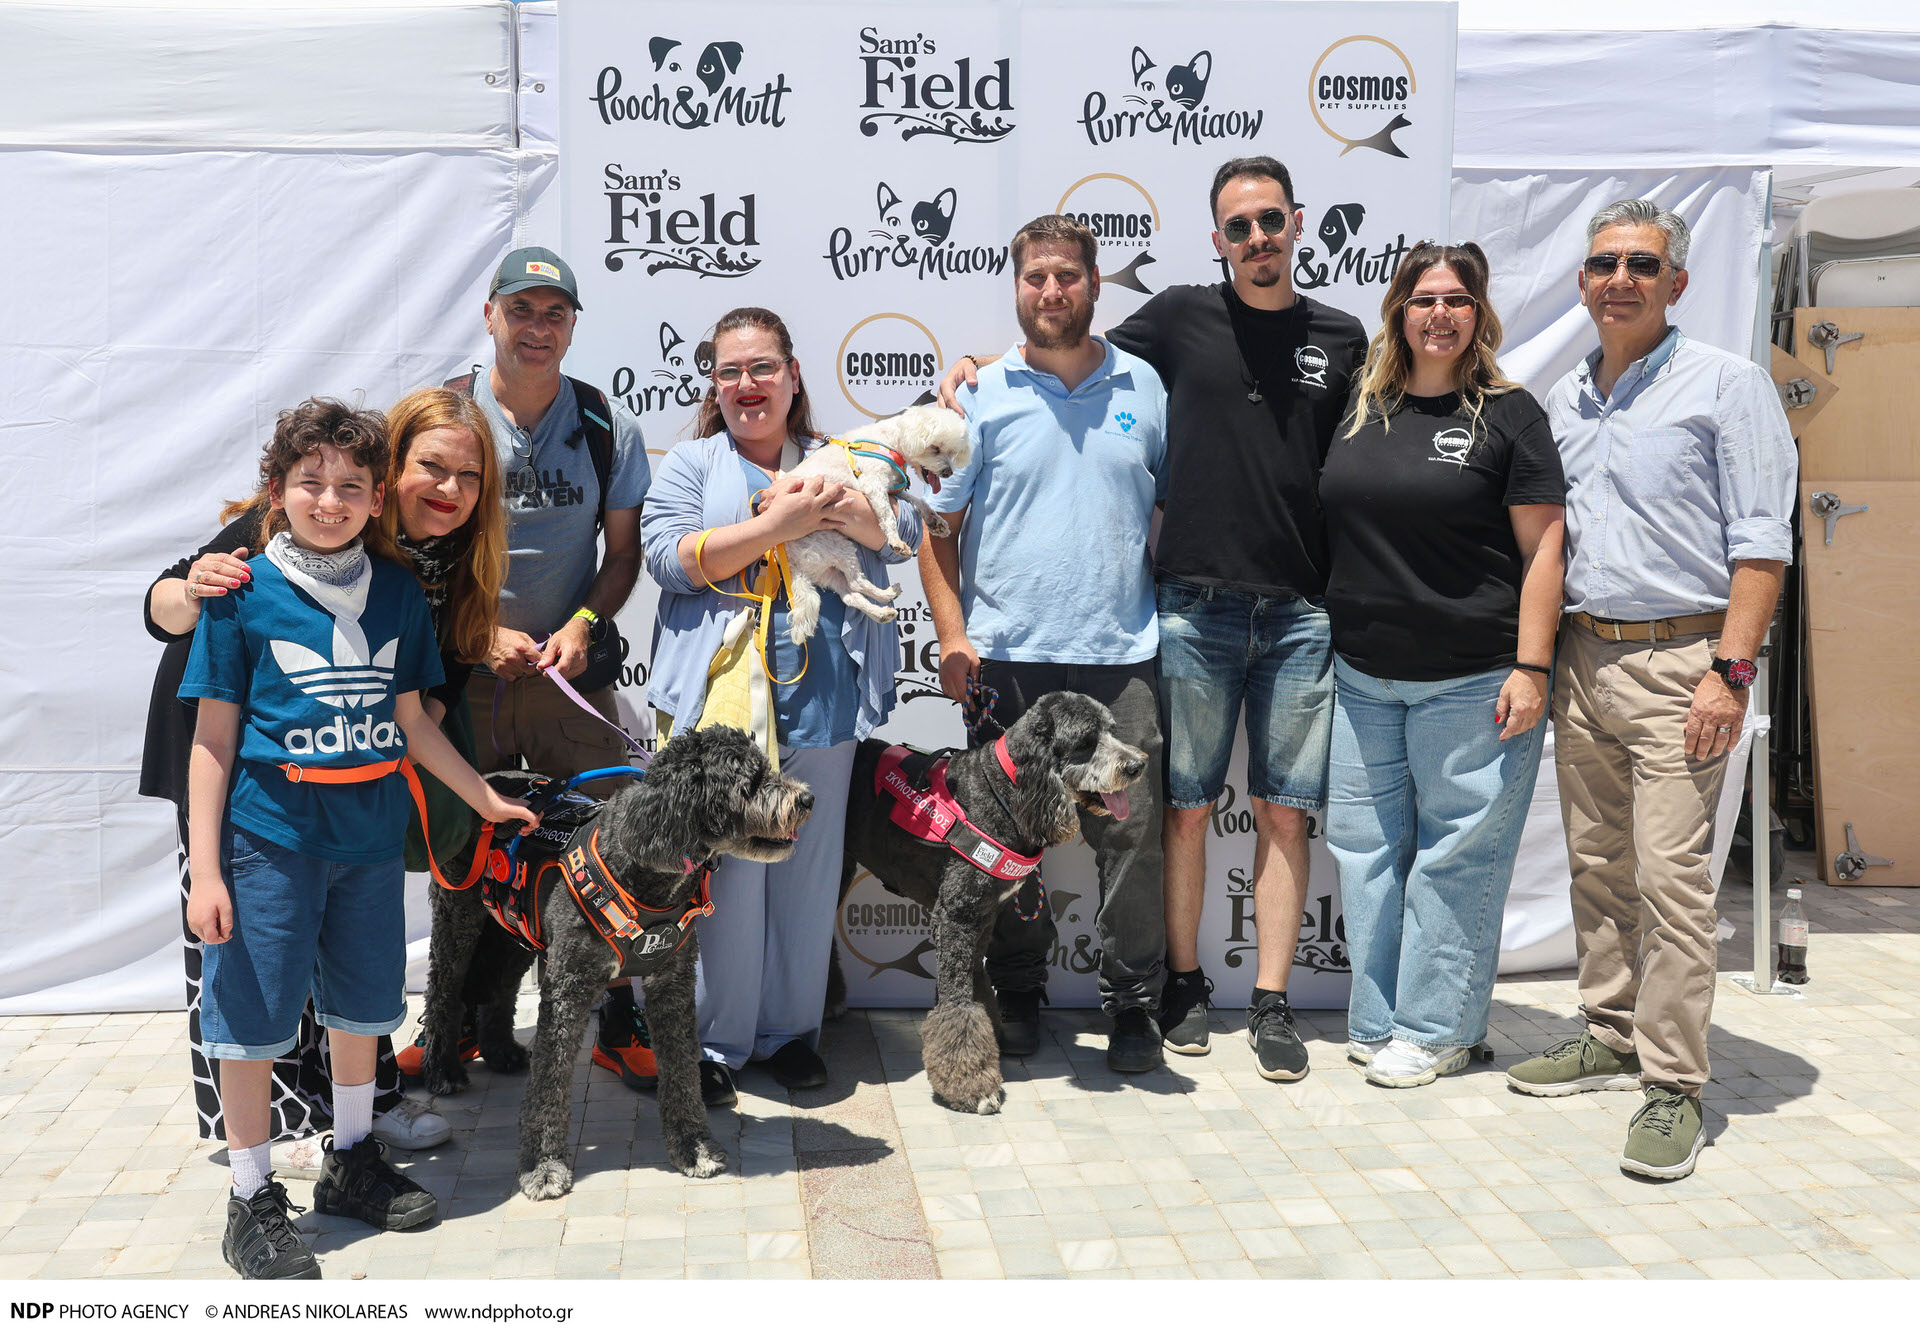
[489, 246, 582, 310]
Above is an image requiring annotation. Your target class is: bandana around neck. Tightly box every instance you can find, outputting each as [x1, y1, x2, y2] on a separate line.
[266, 531, 373, 661]
[395, 529, 467, 610]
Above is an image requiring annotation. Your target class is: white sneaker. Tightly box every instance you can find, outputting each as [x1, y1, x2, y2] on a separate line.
[1364, 1038, 1471, 1088]
[1346, 1037, 1389, 1067]
[371, 1097, 451, 1151]
[268, 1132, 328, 1180]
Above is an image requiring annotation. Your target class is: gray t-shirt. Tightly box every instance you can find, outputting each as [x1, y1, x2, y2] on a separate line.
[472, 371, 651, 639]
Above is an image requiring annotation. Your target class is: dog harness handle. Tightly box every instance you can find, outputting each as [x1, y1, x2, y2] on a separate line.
[873, 745, 1041, 881]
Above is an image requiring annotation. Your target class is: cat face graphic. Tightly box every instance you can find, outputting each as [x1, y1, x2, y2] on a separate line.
[875, 183, 956, 247]
[1127, 47, 1210, 109]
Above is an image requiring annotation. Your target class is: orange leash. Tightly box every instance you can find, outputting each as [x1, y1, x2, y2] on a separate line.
[277, 756, 495, 893]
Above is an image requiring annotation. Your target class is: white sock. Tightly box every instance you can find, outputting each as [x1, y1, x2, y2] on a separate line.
[332, 1079, 376, 1152]
[231, 1142, 271, 1199]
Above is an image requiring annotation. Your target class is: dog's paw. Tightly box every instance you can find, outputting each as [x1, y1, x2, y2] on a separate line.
[873, 583, 903, 603]
[975, 1090, 1005, 1115]
[423, 1064, 470, 1097]
[823, 996, 848, 1022]
[480, 1041, 529, 1075]
[866, 605, 898, 623]
[928, 514, 951, 538]
[517, 1158, 572, 1201]
[886, 539, 912, 558]
[671, 1137, 729, 1179]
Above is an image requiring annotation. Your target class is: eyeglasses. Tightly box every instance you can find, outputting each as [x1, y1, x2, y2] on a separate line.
[1221, 209, 1291, 245]
[1583, 252, 1668, 281]
[1405, 294, 1478, 314]
[714, 359, 786, 386]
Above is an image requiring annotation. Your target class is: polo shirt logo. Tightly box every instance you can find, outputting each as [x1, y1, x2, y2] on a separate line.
[1113, 411, 1136, 433]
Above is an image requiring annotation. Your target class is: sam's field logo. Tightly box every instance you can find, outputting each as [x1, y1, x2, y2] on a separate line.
[825, 182, 1010, 282]
[859, 26, 1013, 143]
[590, 36, 791, 130]
[1079, 46, 1263, 147]
[1294, 201, 1412, 293]
[1309, 35, 1416, 157]
[837, 313, 942, 419]
[1057, 173, 1160, 294]
[610, 321, 713, 419]
[602, 165, 759, 278]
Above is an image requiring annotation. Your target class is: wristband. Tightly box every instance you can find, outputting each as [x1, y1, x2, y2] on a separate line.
[961, 354, 978, 369]
[571, 607, 599, 626]
[1514, 662, 1552, 676]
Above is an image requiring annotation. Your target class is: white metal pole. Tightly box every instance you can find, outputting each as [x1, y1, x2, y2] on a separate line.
[1751, 652, 1773, 991]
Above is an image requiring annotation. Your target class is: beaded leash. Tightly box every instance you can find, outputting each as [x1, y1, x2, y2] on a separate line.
[962, 674, 1046, 924]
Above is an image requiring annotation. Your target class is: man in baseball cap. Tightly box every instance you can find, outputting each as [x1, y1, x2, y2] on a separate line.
[489, 246, 583, 309]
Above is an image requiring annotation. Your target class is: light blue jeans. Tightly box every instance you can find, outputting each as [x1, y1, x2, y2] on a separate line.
[1326, 659, 1545, 1051]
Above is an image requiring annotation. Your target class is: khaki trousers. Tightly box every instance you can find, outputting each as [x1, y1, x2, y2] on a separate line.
[465, 673, 637, 793]
[1551, 625, 1731, 1094]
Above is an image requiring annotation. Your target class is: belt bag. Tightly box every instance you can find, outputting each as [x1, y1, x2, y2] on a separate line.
[569, 614, 626, 695]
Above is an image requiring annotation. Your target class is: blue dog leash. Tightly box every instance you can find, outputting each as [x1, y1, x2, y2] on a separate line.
[496, 764, 651, 889]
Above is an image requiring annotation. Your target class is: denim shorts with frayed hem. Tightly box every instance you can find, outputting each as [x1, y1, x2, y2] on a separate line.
[199, 824, 407, 1061]
[1155, 579, 1334, 811]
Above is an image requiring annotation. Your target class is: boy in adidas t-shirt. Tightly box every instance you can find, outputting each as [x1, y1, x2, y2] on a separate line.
[180, 399, 536, 1280]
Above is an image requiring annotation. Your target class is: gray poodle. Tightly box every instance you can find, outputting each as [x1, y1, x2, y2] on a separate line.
[836, 692, 1146, 1113]
[420, 725, 813, 1199]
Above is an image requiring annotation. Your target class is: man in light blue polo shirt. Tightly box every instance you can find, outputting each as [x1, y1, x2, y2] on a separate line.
[1506, 200, 1795, 1182]
[921, 213, 1171, 1074]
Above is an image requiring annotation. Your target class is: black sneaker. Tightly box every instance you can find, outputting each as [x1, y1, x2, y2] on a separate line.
[996, 989, 1045, 1058]
[1160, 969, 1214, 1055]
[311, 1135, 438, 1232]
[1248, 992, 1310, 1082]
[1107, 1006, 1165, 1074]
[222, 1178, 320, 1280]
[764, 1039, 829, 1090]
[592, 991, 659, 1091]
[700, 1059, 738, 1108]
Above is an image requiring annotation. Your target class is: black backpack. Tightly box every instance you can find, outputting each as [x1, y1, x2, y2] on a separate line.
[444, 368, 618, 534]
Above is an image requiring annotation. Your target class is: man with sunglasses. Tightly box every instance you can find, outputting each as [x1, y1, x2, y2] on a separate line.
[457, 245, 656, 1087]
[939, 158, 1366, 1080]
[1507, 200, 1795, 1182]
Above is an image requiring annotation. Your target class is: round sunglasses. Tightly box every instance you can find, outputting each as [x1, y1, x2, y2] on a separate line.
[1221, 209, 1291, 245]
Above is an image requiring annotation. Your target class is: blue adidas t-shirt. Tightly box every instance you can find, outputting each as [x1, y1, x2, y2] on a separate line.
[934, 340, 1170, 665]
[180, 554, 444, 864]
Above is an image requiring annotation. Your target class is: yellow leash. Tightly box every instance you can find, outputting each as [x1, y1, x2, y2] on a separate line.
[693, 529, 807, 687]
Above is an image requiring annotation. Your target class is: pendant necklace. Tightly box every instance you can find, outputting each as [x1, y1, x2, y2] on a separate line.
[1226, 287, 1284, 404]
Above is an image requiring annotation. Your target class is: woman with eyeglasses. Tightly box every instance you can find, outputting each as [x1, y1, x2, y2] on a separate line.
[1316, 241, 1567, 1087]
[640, 306, 922, 1104]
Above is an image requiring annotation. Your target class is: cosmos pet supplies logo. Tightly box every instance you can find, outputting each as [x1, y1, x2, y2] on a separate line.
[1428, 427, 1475, 467]
[610, 322, 714, 419]
[1293, 201, 1412, 294]
[836, 871, 1099, 985]
[1309, 35, 1418, 158]
[589, 36, 791, 131]
[1079, 46, 1263, 147]
[857, 26, 1014, 143]
[836, 313, 942, 420]
[602, 166, 760, 279]
[1056, 173, 1161, 296]
[824, 182, 1010, 282]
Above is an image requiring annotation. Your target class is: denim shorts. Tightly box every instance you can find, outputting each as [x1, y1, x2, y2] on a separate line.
[1155, 578, 1334, 811]
[198, 824, 408, 1061]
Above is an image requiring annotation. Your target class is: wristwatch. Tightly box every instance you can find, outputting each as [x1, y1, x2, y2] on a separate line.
[1711, 656, 1757, 689]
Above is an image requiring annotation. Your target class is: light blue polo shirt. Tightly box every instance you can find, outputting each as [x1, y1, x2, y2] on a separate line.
[933, 339, 1169, 665]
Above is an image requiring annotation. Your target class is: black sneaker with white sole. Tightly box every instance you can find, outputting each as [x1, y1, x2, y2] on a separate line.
[1160, 969, 1214, 1054]
[1248, 992, 1310, 1081]
[222, 1178, 320, 1280]
[1107, 1006, 1165, 1074]
[699, 1059, 739, 1108]
[311, 1135, 438, 1232]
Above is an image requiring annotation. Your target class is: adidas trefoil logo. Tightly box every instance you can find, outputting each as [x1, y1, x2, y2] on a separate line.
[270, 625, 402, 757]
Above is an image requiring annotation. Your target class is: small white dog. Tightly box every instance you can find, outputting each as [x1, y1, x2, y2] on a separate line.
[781, 404, 970, 643]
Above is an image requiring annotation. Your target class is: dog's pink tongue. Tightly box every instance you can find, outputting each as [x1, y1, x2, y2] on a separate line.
[925, 472, 942, 493]
[1100, 790, 1130, 820]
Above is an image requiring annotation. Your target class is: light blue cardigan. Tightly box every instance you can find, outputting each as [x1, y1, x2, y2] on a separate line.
[640, 432, 923, 743]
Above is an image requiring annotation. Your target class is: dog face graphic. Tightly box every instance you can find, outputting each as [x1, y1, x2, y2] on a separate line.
[874, 183, 957, 247]
[1318, 203, 1366, 256]
[1128, 46, 1210, 109]
[648, 37, 743, 97]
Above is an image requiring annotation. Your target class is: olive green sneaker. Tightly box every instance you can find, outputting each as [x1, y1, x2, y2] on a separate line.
[1505, 1031, 1641, 1097]
[1621, 1087, 1705, 1179]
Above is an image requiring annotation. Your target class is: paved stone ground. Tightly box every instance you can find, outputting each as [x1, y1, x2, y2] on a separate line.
[3, 854, 1918, 1281]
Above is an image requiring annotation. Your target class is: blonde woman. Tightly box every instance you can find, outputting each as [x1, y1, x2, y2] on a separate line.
[1317, 242, 1566, 1087]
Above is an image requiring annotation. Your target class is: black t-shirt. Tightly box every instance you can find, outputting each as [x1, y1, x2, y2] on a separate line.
[1318, 388, 1566, 682]
[1107, 283, 1367, 598]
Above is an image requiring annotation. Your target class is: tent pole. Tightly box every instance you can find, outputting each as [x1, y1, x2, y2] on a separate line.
[1751, 651, 1773, 992]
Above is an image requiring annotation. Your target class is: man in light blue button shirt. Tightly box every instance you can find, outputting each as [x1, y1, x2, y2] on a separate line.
[921, 214, 1172, 1076]
[1507, 201, 1796, 1183]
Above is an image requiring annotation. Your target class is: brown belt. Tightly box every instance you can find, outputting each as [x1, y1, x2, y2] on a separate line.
[1570, 610, 1725, 642]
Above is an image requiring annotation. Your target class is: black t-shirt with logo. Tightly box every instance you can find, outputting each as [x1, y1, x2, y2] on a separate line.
[1318, 388, 1567, 682]
[1106, 283, 1367, 598]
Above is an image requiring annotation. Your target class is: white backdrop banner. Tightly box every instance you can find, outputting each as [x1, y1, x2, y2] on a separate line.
[559, 0, 1459, 1009]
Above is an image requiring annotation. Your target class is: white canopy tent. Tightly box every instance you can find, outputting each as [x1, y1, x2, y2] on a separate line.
[4, 0, 1918, 1013]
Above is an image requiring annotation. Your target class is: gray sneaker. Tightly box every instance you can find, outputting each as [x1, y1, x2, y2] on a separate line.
[1506, 1031, 1641, 1097]
[1160, 970, 1214, 1055]
[1621, 1086, 1706, 1180]
[1248, 993, 1309, 1081]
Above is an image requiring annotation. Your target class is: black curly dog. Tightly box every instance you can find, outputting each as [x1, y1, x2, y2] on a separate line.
[419, 726, 812, 1198]
[833, 692, 1146, 1113]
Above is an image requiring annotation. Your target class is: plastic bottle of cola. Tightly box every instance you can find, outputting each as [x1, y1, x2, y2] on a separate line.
[1777, 888, 1810, 985]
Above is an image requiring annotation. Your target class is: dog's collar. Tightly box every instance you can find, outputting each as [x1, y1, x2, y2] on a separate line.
[993, 734, 1020, 786]
[833, 437, 913, 495]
